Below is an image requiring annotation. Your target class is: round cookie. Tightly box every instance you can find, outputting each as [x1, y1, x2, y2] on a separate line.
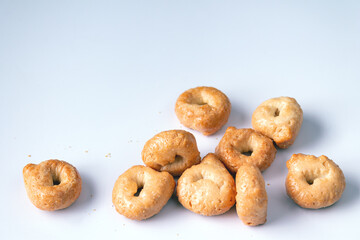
[112, 165, 175, 220]
[23, 159, 82, 211]
[177, 153, 236, 216]
[215, 127, 276, 174]
[252, 96, 303, 148]
[286, 154, 346, 209]
[175, 86, 231, 135]
[236, 164, 267, 226]
[142, 130, 201, 176]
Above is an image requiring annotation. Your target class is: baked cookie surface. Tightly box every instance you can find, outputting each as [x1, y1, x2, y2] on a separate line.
[286, 154, 346, 209]
[175, 86, 231, 135]
[142, 130, 200, 176]
[215, 127, 276, 173]
[112, 165, 175, 220]
[177, 153, 236, 216]
[236, 164, 267, 226]
[23, 159, 82, 211]
[252, 96, 303, 148]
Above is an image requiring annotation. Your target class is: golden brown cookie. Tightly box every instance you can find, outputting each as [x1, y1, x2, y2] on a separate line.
[142, 130, 201, 176]
[23, 159, 82, 211]
[252, 96, 303, 148]
[112, 165, 175, 220]
[236, 164, 267, 226]
[215, 127, 276, 174]
[286, 154, 346, 209]
[175, 86, 231, 135]
[177, 153, 236, 216]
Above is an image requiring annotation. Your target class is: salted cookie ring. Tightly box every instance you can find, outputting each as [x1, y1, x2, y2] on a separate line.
[286, 154, 346, 209]
[215, 127, 276, 174]
[252, 96, 303, 148]
[175, 86, 231, 135]
[177, 153, 236, 216]
[236, 164, 267, 226]
[112, 165, 175, 220]
[23, 159, 82, 211]
[142, 130, 201, 176]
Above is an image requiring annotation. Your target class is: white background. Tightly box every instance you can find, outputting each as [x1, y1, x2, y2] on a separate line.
[1, 0, 359, 239]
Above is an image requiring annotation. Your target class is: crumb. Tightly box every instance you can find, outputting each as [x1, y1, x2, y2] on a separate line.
[216, 138, 219, 140]
[158, 111, 162, 114]
[85, 150, 88, 153]
[27, 155, 31, 157]
[122, 223, 125, 227]
[105, 153, 112, 158]
[267, 183, 270, 186]
[93, 209, 96, 211]
[176, 233, 179, 237]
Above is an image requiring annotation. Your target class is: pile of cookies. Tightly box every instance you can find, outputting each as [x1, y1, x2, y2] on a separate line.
[22, 86, 346, 226]
[111, 86, 346, 225]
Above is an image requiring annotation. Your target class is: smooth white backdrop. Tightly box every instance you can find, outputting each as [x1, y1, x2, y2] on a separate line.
[1, 1, 359, 239]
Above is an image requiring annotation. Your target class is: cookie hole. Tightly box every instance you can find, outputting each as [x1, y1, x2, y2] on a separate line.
[175, 155, 184, 163]
[274, 108, 280, 117]
[53, 179, 61, 185]
[51, 173, 61, 186]
[160, 154, 187, 172]
[241, 151, 253, 156]
[306, 179, 314, 185]
[197, 102, 207, 106]
[194, 173, 204, 182]
[193, 99, 207, 106]
[189, 95, 207, 106]
[134, 186, 143, 197]
[305, 175, 315, 185]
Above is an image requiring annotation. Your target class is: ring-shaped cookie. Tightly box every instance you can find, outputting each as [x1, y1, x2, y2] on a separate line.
[175, 86, 231, 135]
[252, 96, 303, 148]
[176, 153, 236, 216]
[215, 127, 276, 174]
[142, 130, 201, 176]
[23, 159, 82, 211]
[236, 164, 267, 226]
[286, 154, 346, 209]
[112, 165, 175, 220]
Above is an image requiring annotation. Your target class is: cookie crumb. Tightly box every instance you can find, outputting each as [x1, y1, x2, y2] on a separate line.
[105, 153, 112, 158]
[27, 155, 31, 157]
[267, 183, 270, 186]
[85, 150, 88, 153]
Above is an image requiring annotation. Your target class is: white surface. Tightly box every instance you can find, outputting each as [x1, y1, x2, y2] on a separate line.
[1, 0, 360, 239]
